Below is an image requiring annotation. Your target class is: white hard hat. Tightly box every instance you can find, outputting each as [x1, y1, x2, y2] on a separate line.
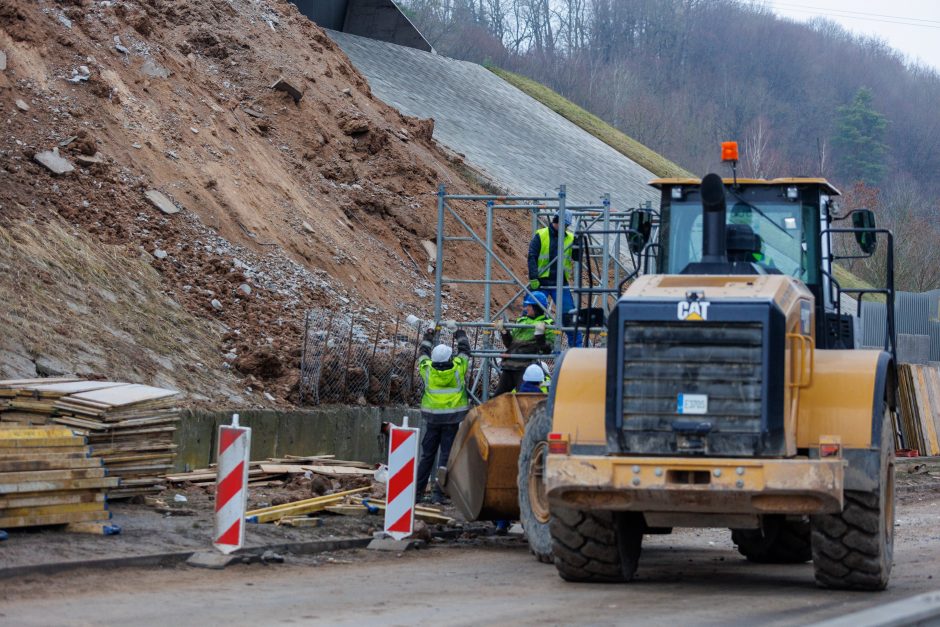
[523, 364, 545, 383]
[431, 344, 453, 363]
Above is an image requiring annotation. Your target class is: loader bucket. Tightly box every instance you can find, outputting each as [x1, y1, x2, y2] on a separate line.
[440, 393, 545, 521]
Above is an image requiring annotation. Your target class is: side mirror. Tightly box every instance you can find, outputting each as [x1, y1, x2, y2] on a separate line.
[628, 210, 653, 254]
[851, 209, 877, 254]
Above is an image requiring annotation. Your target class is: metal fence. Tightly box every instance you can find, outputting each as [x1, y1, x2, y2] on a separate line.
[298, 310, 542, 406]
[859, 289, 940, 362]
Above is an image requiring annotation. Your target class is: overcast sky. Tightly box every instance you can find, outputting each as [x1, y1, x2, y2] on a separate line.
[762, 0, 940, 72]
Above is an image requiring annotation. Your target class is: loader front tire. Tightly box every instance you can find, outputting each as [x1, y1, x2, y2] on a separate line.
[518, 402, 553, 563]
[550, 508, 644, 583]
[811, 403, 895, 590]
[731, 515, 811, 563]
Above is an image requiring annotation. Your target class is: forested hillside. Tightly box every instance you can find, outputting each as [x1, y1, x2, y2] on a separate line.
[401, 0, 940, 291]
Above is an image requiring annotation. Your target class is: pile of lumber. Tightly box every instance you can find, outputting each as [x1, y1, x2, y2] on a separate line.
[165, 454, 374, 488]
[0, 425, 118, 529]
[897, 364, 940, 456]
[243, 488, 453, 525]
[0, 378, 180, 498]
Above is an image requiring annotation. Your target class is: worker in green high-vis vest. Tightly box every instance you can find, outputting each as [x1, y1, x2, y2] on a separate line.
[527, 211, 581, 347]
[415, 327, 471, 504]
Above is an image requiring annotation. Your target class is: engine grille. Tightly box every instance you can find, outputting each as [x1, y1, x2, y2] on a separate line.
[621, 322, 764, 435]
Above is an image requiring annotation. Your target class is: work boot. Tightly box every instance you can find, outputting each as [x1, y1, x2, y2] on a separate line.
[430, 492, 450, 506]
[495, 520, 509, 536]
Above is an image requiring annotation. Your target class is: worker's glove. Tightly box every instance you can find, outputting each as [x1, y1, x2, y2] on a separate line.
[534, 322, 546, 336]
[528, 279, 540, 290]
[443, 319, 458, 331]
[493, 319, 505, 333]
[423, 328, 435, 342]
[454, 328, 467, 339]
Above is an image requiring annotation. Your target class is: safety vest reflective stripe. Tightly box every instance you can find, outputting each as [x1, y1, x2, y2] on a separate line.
[422, 405, 469, 414]
[419, 357, 469, 411]
[536, 228, 574, 278]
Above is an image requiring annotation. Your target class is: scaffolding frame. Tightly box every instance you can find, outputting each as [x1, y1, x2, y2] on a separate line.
[432, 184, 650, 401]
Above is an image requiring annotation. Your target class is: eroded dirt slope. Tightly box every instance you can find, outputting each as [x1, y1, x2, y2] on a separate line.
[0, 0, 528, 404]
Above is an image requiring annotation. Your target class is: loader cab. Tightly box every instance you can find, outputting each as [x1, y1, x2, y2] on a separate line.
[649, 178, 852, 349]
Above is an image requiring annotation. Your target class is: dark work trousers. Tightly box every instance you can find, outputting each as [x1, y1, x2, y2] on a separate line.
[494, 367, 526, 396]
[415, 421, 461, 499]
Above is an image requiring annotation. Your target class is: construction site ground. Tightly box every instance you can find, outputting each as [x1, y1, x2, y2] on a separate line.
[0, 490, 938, 626]
[0, 476, 469, 570]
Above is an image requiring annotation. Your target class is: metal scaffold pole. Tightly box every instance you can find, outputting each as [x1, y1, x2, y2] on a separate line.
[433, 184, 648, 402]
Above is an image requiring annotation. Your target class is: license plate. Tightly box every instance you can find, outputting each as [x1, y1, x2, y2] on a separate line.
[677, 393, 708, 415]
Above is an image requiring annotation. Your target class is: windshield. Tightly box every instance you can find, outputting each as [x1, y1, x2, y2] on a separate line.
[663, 193, 812, 281]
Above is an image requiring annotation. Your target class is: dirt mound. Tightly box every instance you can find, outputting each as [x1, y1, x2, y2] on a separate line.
[0, 0, 528, 404]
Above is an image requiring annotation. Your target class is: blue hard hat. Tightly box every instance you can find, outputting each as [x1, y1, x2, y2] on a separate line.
[553, 211, 573, 226]
[523, 291, 549, 310]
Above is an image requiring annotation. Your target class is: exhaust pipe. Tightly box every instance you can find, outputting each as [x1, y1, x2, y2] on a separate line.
[700, 173, 727, 264]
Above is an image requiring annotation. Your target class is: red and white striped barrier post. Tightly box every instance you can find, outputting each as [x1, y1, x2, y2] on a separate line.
[384, 416, 419, 540]
[214, 413, 251, 554]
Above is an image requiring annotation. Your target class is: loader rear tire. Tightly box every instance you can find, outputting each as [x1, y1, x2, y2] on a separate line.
[550, 508, 644, 583]
[518, 402, 553, 563]
[731, 515, 811, 563]
[811, 403, 895, 590]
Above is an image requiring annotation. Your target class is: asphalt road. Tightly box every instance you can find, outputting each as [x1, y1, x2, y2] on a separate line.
[1, 497, 938, 627]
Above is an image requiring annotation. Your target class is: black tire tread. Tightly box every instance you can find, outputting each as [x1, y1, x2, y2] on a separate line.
[550, 508, 636, 583]
[811, 490, 890, 590]
[517, 402, 553, 564]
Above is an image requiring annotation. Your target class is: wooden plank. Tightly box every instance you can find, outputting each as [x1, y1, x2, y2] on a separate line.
[353, 497, 454, 524]
[19, 381, 127, 396]
[61, 384, 178, 408]
[0, 500, 107, 518]
[0, 491, 105, 509]
[304, 465, 374, 477]
[916, 366, 940, 456]
[0, 467, 107, 483]
[0, 377, 83, 388]
[325, 504, 370, 517]
[0, 448, 90, 460]
[0, 509, 110, 528]
[259, 464, 308, 474]
[276, 516, 322, 528]
[245, 487, 371, 523]
[0, 458, 102, 472]
[0, 476, 120, 494]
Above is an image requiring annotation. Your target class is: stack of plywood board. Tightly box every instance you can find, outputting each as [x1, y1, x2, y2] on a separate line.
[897, 364, 940, 456]
[0, 425, 118, 528]
[0, 379, 180, 499]
[0, 377, 84, 424]
[52, 384, 180, 498]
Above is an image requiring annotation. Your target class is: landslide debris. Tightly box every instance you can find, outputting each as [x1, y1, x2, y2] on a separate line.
[0, 0, 528, 404]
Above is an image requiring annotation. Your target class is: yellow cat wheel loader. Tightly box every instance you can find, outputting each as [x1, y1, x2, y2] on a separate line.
[515, 166, 898, 590]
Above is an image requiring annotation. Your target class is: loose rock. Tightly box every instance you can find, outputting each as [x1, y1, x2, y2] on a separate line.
[270, 76, 303, 103]
[237, 283, 252, 296]
[144, 190, 181, 215]
[302, 221, 315, 234]
[153, 249, 168, 260]
[141, 59, 170, 79]
[15, 99, 29, 112]
[0, 51, 6, 72]
[34, 148, 75, 175]
[75, 153, 105, 165]
[210, 299, 223, 311]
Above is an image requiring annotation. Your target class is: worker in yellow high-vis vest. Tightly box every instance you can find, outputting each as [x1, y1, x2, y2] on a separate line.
[526, 211, 581, 346]
[415, 327, 471, 504]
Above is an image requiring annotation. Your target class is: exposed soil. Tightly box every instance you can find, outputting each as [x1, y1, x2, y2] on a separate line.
[0, 0, 529, 405]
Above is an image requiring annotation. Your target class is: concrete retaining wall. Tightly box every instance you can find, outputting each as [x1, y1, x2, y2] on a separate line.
[175, 406, 422, 471]
[328, 30, 659, 209]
